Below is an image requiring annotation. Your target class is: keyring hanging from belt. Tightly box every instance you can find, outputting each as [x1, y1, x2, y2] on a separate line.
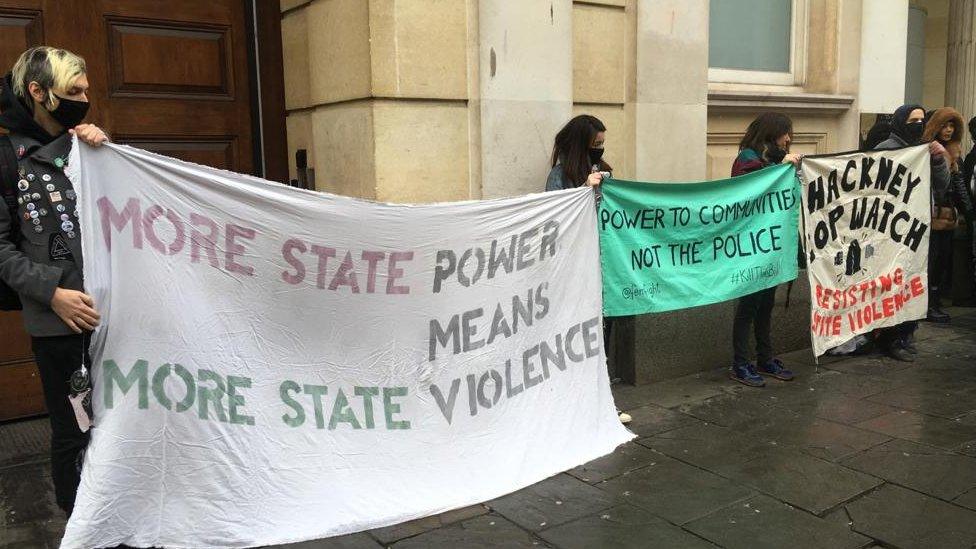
[67, 334, 93, 432]
[69, 335, 90, 394]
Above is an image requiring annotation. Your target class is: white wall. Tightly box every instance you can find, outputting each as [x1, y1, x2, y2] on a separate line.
[858, 0, 909, 112]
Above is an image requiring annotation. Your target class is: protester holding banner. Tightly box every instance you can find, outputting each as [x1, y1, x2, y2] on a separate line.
[923, 108, 974, 322]
[727, 113, 800, 387]
[545, 114, 631, 424]
[0, 47, 108, 515]
[546, 114, 610, 191]
[874, 104, 951, 360]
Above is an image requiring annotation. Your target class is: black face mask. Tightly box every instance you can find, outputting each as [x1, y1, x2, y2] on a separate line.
[903, 121, 924, 144]
[48, 93, 90, 130]
[588, 147, 605, 165]
[766, 144, 787, 164]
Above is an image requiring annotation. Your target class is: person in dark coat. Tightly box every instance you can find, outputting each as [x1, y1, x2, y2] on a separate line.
[728, 112, 801, 388]
[873, 104, 951, 360]
[0, 46, 108, 516]
[544, 114, 632, 424]
[922, 107, 975, 322]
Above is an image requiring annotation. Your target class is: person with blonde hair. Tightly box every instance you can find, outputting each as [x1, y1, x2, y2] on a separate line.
[0, 46, 108, 515]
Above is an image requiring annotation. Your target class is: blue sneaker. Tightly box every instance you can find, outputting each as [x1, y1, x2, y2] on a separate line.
[729, 363, 765, 387]
[757, 358, 794, 381]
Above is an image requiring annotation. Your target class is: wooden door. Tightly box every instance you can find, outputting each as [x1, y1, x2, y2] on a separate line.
[0, 0, 273, 420]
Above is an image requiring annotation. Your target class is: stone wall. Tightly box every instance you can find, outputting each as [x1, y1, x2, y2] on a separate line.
[278, 0, 890, 383]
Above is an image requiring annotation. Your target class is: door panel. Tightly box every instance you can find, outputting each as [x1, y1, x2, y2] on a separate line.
[83, 0, 254, 174]
[107, 18, 234, 99]
[0, 2, 44, 421]
[0, 9, 42, 66]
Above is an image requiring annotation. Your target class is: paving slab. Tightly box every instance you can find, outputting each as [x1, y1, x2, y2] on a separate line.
[0, 521, 65, 549]
[883, 358, 976, 391]
[845, 484, 976, 549]
[537, 504, 716, 549]
[954, 488, 976, 511]
[914, 337, 976, 359]
[771, 395, 899, 426]
[855, 410, 976, 450]
[367, 504, 488, 545]
[711, 448, 882, 515]
[817, 354, 916, 377]
[0, 462, 61, 527]
[865, 383, 976, 420]
[636, 422, 775, 471]
[797, 370, 906, 399]
[0, 419, 50, 469]
[391, 514, 545, 548]
[566, 442, 662, 484]
[750, 417, 892, 462]
[622, 403, 701, 437]
[276, 533, 383, 549]
[675, 392, 786, 428]
[487, 474, 617, 532]
[596, 455, 754, 525]
[841, 438, 976, 501]
[685, 494, 872, 549]
[956, 438, 976, 457]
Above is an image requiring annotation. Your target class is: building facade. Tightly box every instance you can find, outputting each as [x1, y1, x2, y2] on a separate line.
[1, 0, 973, 420]
[278, 0, 950, 197]
[279, 0, 974, 383]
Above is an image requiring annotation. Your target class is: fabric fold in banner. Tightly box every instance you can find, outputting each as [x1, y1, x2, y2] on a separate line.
[599, 165, 800, 316]
[61, 139, 633, 549]
[799, 144, 931, 357]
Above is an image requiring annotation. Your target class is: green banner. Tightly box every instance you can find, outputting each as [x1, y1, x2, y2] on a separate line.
[599, 164, 800, 316]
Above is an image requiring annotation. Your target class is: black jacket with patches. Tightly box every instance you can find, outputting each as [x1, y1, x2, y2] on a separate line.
[0, 73, 83, 336]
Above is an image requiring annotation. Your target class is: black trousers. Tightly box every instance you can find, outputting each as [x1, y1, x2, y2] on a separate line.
[877, 321, 918, 350]
[929, 230, 954, 307]
[732, 286, 776, 366]
[31, 333, 90, 515]
[604, 317, 617, 382]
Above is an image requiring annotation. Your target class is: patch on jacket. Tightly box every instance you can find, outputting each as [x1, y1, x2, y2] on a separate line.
[49, 232, 73, 261]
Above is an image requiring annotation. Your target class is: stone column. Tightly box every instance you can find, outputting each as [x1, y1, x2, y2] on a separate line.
[945, 0, 976, 303]
[477, 0, 574, 198]
[633, 0, 708, 182]
[611, 0, 710, 384]
[946, 0, 976, 148]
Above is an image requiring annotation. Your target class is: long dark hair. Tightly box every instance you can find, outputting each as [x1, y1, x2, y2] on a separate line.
[551, 114, 612, 187]
[739, 112, 793, 160]
[861, 114, 892, 152]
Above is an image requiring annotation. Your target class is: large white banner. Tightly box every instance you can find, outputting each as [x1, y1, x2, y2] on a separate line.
[61, 141, 632, 548]
[799, 145, 931, 356]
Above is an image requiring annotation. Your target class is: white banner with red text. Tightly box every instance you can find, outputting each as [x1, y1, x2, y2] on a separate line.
[799, 144, 931, 357]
